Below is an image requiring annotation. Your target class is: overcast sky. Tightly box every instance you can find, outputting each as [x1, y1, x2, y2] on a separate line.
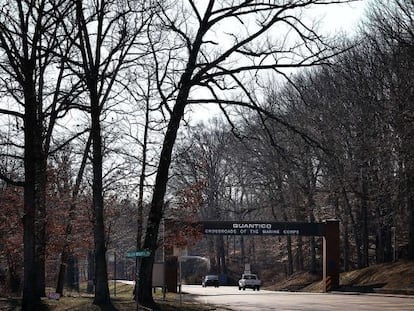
[189, 0, 369, 124]
[317, 0, 368, 36]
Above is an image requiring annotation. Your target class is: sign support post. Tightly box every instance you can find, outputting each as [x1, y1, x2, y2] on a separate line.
[323, 220, 340, 292]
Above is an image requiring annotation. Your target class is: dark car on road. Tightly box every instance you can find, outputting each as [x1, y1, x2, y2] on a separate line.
[202, 275, 219, 287]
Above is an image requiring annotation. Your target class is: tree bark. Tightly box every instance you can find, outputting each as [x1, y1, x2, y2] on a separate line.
[296, 236, 304, 271]
[91, 96, 111, 306]
[87, 251, 95, 294]
[216, 236, 227, 274]
[342, 187, 362, 268]
[34, 156, 47, 298]
[22, 72, 45, 310]
[343, 219, 350, 271]
[360, 166, 369, 268]
[406, 168, 414, 259]
[286, 236, 293, 275]
[138, 95, 187, 306]
[134, 96, 149, 300]
[306, 193, 317, 273]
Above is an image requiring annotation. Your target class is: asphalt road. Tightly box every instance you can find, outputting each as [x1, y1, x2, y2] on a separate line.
[182, 285, 414, 311]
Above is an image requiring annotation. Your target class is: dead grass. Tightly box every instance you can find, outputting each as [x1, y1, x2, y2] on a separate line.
[340, 260, 414, 289]
[264, 271, 321, 292]
[268, 260, 414, 294]
[0, 283, 225, 311]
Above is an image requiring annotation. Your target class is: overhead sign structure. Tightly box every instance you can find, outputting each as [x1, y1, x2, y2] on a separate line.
[200, 220, 339, 293]
[126, 249, 151, 258]
[201, 221, 326, 236]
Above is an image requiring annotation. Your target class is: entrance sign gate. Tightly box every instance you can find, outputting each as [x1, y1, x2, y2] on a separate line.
[201, 220, 340, 292]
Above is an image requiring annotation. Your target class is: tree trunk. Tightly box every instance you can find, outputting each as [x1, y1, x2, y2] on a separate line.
[309, 237, 317, 273]
[240, 236, 245, 265]
[286, 236, 293, 275]
[56, 259, 68, 296]
[22, 199, 37, 310]
[22, 81, 44, 310]
[35, 157, 47, 298]
[361, 171, 369, 267]
[208, 236, 216, 271]
[216, 236, 227, 274]
[56, 134, 91, 295]
[296, 236, 304, 271]
[406, 154, 414, 259]
[306, 194, 317, 273]
[66, 255, 79, 291]
[281, 203, 293, 275]
[138, 96, 188, 307]
[87, 251, 95, 294]
[137, 4, 209, 301]
[375, 204, 385, 263]
[342, 187, 362, 268]
[134, 98, 149, 300]
[91, 98, 111, 306]
[5, 251, 20, 293]
[343, 218, 350, 271]
[407, 186, 414, 260]
[7, 265, 21, 294]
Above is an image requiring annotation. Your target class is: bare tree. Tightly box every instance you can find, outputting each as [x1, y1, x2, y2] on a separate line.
[119, 70, 160, 300]
[138, 0, 354, 306]
[258, 0, 414, 268]
[365, 0, 414, 260]
[55, 134, 91, 295]
[66, 0, 150, 306]
[171, 121, 234, 273]
[0, 1, 79, 308]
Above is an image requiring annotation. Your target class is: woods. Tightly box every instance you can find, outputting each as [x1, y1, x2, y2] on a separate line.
[0, 0, 413, 310]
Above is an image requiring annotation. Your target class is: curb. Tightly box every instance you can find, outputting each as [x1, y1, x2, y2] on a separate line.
[373, 288, 414, 296]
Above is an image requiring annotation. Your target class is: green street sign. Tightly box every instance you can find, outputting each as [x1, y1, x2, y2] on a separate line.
[126, 250, 151, 258]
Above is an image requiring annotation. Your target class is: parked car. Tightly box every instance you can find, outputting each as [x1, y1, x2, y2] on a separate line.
[202, 274, 219, 287]
[238, 273, 261, 290]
